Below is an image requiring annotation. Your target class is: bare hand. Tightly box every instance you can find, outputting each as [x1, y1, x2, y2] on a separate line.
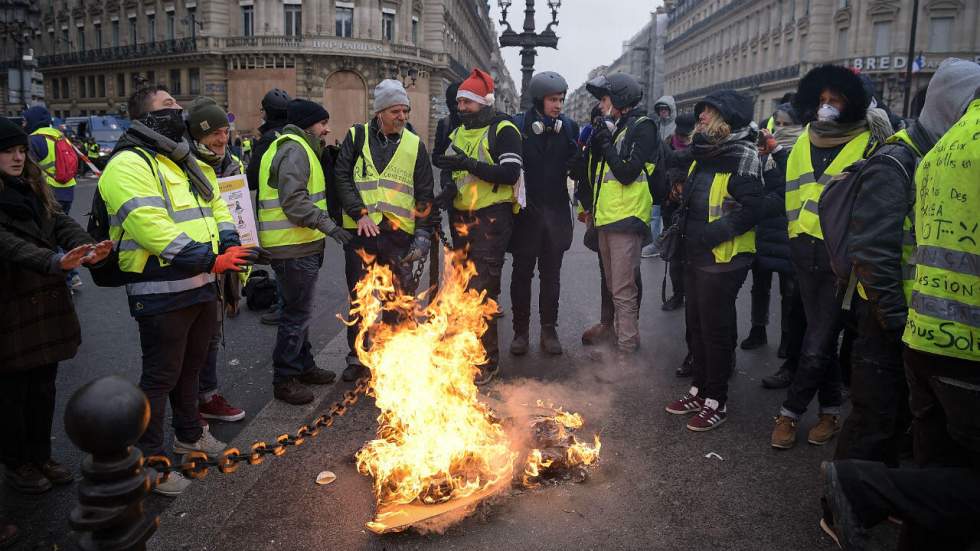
[82, 240, 113, 265]
[578, 211, 592, 225]
[59, 244, 95, 271]
[356, 216, 381, 237]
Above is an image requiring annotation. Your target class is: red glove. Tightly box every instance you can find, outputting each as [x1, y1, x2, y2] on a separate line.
[212, 246, 257, 274]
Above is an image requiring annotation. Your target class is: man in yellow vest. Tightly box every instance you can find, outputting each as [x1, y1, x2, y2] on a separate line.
[772, 65, 881, 450]
[257, 98, 351, 405]
[334, 79, 436, 382]
[433, 68, 523, 385]
[100, 84, 259, 496]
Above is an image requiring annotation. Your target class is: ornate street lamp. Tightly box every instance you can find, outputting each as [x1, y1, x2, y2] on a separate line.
[498, 0, 561, 110]
[0, 0, 41, 109]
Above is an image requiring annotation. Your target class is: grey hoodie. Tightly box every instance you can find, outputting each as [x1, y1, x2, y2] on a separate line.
[653, 95, 676, 142]
[917, 57, 980, 148]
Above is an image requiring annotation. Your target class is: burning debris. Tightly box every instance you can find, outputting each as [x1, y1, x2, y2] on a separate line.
[348, 250, 601, 534]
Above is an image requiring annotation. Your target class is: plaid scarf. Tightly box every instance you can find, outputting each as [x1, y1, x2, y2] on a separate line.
[690, 127, 761, 177]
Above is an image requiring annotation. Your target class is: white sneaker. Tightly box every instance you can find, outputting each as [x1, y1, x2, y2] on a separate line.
[173, 428, 227, 456]
[153, 471, 191, 496]
[69, 274, 83, 290]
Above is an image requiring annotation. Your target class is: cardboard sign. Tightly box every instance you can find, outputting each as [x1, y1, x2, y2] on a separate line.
[216, 174, 258, 247]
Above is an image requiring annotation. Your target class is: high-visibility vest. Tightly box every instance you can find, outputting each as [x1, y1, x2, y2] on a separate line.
[31, 127, 76, 188]
[450, 120, 521, 212]
[902, 99, 980, 362]
[242, 138, 252, 153]
[856, 129, 920, 303]
[766, 116, 775, 132]
[88, 143, 100, 158]
[340, 124, 419, 235]
[785, 128, 871, 240]
[593, 116, 656, 227]
[256, 133, 326, 249]
[688, 161, 756, 263]
[99, 147, 234, 295]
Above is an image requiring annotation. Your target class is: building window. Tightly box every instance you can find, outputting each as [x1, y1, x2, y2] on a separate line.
[147, 71, 155, 85]
[116, 73, 125, 97]
[837, 0, 848, 8]
[62, 29, 69, 51]
[928, 17, 953, 52]
[94, 23, 102, 49]
[52, 78, 60, 99]
[77, 26, 85, 51]
[147, 14, 156, 43]
[382, 12, 395, 41]
[189, 68, 200, 95]
[130, 72, 140, 89]
[79, 76, 86, 98]
[88, 75, 96, 98]
[242, 5, 254, 36]
[284, 4, 302, 37]
[169, 69, 181, 95]
[836, 27, 848, 59]
[111, 20, 119, 47]
[411, 16, 418, 45]
[61, 78, 69, 98]
[48, 30, 54, 53]
[98, 75, 106, 97]
[872, 21, 890, 56]
[167, 11, 176, 41]
[129, 17, 137, 45]
[335, 6, 353, 37]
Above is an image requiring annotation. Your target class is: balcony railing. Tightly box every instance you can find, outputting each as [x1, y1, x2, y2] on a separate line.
[37, 38, 197, 67]
[214, 35, 434, 61]
[674, 64, 801, 103]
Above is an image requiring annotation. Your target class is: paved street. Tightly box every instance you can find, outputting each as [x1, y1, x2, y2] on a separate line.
[2, 178, 899, 550]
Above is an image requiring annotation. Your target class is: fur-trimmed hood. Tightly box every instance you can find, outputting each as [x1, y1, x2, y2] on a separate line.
[793, 65, 868, 124]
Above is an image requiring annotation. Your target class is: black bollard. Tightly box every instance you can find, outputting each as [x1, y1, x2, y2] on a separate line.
[65, 376, 158, 551]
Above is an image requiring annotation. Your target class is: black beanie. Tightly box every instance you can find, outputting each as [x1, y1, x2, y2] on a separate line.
[287, 99, 329, 130]
[0, 117, 28, 151]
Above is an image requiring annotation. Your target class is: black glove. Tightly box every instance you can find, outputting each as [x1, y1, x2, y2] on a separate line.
[591, 125, 613, 150]
[400, 231, 432, 265]
[250, 245, 272, 265]
[435, 183, 458, 211]
[318, 217, 354, 245]
[433, 145, 477, 172]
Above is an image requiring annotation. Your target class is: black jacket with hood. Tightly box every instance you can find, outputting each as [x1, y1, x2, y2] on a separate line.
[246, 115, 288, 191]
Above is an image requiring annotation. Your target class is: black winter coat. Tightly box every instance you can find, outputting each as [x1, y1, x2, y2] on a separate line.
[754, 148, 792, 274]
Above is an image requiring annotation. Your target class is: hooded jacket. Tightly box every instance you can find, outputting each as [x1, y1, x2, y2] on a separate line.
[246, 115, 289, 191]
[848, 57, 980, 332]
[653, 95, 676, 142]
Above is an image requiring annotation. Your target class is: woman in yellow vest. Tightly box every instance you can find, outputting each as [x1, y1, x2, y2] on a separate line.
[662, 89, 764, 432]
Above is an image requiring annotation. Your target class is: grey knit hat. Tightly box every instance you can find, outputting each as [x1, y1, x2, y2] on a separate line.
[186, 96, 229, 140]
[373, 79, 410, 113]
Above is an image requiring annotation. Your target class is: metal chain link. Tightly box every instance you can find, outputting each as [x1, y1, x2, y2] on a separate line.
[144, 376, 370, 485]
[410, 225, 453, 289]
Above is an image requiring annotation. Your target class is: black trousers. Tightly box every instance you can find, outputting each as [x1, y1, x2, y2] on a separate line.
[782, 278, 807, 361]
[0, 364, 58, 469]
[136, 301, 217, 458]
[599, 251, 642, 325]
[835, 298, 911, 466]
[685, 264, 749, 405]
[510, 243, 565, 332]
[451, 203, 513, 369]
[667, 258, 684, 298]
[344, 230, 413, 366]
[748, 265, 797, 330]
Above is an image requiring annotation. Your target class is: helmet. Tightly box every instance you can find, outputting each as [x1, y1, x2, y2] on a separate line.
[527, 71, 568, 101]
[261, 88, 291, 113]
[586, 73, 643, 110]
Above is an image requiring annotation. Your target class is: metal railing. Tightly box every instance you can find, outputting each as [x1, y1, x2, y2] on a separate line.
[674, 63, 802, 103]
[37, 37, 197, 67]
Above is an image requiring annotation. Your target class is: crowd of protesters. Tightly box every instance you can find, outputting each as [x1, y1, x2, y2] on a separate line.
[1, 54, 978, 549]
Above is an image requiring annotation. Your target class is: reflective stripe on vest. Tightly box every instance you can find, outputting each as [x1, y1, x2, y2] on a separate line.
[256, 133, 326, 249]
[903, 99, 980, 361]
[31, 127, 77, 189]
[696, 161, 756, 263]
[593, 117, 655, 228]
[450, 120, 521, 212]
[126, 272, 216, 296]
[341, 124, 420, 234]
[785, 128, 871, 240]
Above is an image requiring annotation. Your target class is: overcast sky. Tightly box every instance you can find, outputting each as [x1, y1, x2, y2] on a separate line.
[487, 0, 664, 92]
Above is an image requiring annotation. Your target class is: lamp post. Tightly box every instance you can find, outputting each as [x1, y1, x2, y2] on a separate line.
[0, 0, 41, 110]
[497, 0, 561, 111]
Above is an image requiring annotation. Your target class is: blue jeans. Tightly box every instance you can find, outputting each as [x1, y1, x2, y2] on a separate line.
[270, 253, 322, 384]
[642, 205, 662, 254]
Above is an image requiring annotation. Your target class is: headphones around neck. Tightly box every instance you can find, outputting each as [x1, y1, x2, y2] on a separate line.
[530, 117, 563, 135]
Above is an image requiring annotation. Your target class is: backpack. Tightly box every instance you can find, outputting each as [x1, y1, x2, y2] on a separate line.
[243, 268, 278, 311]
[818, 142, 917, 306]
[40, 132, 80, 184]
[86, 148, 154, 287]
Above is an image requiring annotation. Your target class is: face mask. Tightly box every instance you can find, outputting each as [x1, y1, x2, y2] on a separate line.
[816, 104, 840, 122]
[141, 108, 186, 142]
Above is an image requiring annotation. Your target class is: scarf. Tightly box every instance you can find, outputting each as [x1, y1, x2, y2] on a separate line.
[459, 105, 497, 129]
[690, 127, 761, 177]
[773, 124, 803, 149]
[809, 107, 894, 149]
[0, 175, 42, 223]
[116, 121, 214, 201]
[670, 134, 690, 151]
[193, 143, 242, 178]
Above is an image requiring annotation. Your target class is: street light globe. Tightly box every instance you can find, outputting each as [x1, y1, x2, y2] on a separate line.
[498, 0, 512, 10]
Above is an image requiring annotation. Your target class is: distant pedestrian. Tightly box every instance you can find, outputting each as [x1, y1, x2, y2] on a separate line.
[660, 112, 695, 314]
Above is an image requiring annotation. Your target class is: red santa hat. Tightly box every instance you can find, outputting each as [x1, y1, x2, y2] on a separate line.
[456, 68, 495, 106]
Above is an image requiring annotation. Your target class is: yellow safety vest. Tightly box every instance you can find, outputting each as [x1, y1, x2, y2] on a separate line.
[766, 116, 775, 132]
[256, 133, 326, 249]
[341, 124, 419, 235]
[902, 99, 980, 362]
[31, 127, 76, 188]
[242, 139, 252, 153]
[99, 147, 234, 295]
[785, 128, 871, 240]
[593, 117, 656, 227]
[450, 120, 521, 212]
[689, 161, 756, 263]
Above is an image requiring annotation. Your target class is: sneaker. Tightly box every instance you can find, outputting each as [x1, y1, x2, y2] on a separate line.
[641, 245, 661, 259]
[762, 362, 796, 389]
[675, 353, 694, 377]
[260, 308, 281, 326]
[540, 326, 563, 355]
[686, 399, 727, 431]
[510, 331, 529, 356]
[661, 294, 684, 311]
[581, 322, 613, 346]
[69, 274, 83, 290]
[475, 364, 499, 386]
[665, 392, 704, 415]
[819, 461, 870, 550]
[153, 471, 192, 497]
[298, 367, 336, 385]
[0, 521, 18, 550]
[771, 415, 798, 449]
[808, 414, 841, 446]
[199, 394, 246, 422]
[38, 460, 73, 485]
[174, 428, 227, 456]
[740, 325, 767, 350]
[4, 464, 52, 494]
[342, 363, 369, 382]
[274, 378, 315, 404]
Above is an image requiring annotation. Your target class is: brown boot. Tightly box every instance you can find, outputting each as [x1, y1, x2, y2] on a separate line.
[808, 414, 841, 445]
[581, 322, 613, 346]
[771, 415, 798, 449]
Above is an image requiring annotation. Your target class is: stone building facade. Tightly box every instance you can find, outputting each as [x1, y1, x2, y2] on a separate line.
[28, 0, 517, 146]
[663, 0, 980, 120]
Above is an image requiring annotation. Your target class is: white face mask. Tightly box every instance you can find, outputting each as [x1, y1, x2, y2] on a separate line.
[817, 104, 841, 122]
